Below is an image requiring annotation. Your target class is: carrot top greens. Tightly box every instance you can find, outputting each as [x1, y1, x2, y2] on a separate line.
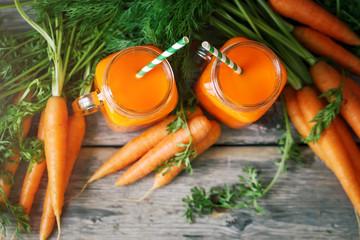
[0, 0, 106, 235]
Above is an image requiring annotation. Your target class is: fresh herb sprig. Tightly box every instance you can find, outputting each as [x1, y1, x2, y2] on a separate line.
[303, 68, 345, 143]
[155, 104, 198, 175]
[182, 98, 302, 223]
[183, 165, 264, 224]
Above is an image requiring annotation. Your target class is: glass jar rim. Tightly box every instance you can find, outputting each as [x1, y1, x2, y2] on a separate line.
[211, 41, 283, 112]
[102, 45, 175, 118]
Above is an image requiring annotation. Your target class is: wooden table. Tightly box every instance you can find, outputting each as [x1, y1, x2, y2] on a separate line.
[2, 3, 360, 239]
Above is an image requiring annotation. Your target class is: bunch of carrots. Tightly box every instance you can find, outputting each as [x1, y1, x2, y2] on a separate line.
[74, 107, 221, 203]
[17, 106, 86, 240]
[11, 1, 92, 239]
[269, 0, 360, 215]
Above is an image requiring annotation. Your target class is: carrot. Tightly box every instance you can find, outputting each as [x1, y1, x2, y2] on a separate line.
[268, 0, 360, 46]
[40, 183, 56, 240]
[297, 86, 360, 215]
[43, 96, 68, 235]
[282, 86, 330, 168]
[66, 108, 202, 204]
[115, 115, 212, 186]
[130, 120, 221, 202]
[310, 61, 360, 138]
[0, 91, 33, 203]
[293, 26, 360, 75]
[332, 116, 360, 175]
[40, 113, 86, 240]
[19, 111, 46, 216]
[84, 107, 203, 185]
[345, 77, 360, 100]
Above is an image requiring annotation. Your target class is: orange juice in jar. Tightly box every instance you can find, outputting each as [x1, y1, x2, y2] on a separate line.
[195, 37, 287, 129]
[73, 46, 178, 132]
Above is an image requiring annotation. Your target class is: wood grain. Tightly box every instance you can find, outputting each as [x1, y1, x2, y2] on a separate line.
[81, 101, 290, 147]
[7, 146, 358, 239]
[0, 1, 32, 33]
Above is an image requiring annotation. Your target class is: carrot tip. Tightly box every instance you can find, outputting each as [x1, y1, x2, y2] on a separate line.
[64, 181, 89, 205]
[116, 186, 156, 203]
[56, 215, 61, 240]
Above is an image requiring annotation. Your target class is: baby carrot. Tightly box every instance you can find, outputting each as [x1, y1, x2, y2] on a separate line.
[115, 115, 212, 186]
[43, 96, 68, 234]
[269, 0, 360, 45]
[19, 111, 46, 215]
[133, 120, 221, 202]
[297, 86, 360, 215]
[293, 26, 360, 75]
[282, 86, 330, 168]
[310, 61, 360, 138]
[40, 113, 86, 240]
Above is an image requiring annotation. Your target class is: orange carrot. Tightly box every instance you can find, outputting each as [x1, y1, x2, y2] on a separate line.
[0, 91, 33, 203]
[282, 86, 330, 168]
[43, 96, 68, 233]
[87, 107, 203, 184]
[332, 116, 360, 175]
[40, 183, 56, 240]
[293, 26, 360, 75]
[19, 111, 46, 216]
[40, 113, 85, 240]
[269, 0, 360, 45]
[297, 86, 360, 215]
[115, 115, 212, 186]
[345, 77, 360, 100]
[0, 154, 22, 203]
[310, 61, 360, 138]
[131, 120, 221, 202]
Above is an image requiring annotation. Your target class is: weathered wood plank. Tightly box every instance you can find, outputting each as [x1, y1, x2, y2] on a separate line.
[81, 100, 289, 147]
[0, 1, 32, 33]
[81, 96, 360, 147]
[7, 146, 358, 239]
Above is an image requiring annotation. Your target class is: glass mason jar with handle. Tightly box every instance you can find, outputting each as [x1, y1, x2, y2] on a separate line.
[195, 37, 287, 129]
[73, 46, 178, 133]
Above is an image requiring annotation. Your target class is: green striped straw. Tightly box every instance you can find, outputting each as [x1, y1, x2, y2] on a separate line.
[201, 41, 243, 74]
[136, 36, 189, 78]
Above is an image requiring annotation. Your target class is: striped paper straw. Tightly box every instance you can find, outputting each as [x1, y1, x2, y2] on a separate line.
[201, 41, 243, 74]
[136, 36, 189, 78]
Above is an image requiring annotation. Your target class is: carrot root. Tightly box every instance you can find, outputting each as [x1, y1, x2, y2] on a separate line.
[293, 26, 360, 75]
[297, 86, 360, 215]
[116, 185, 157, 203]
[115, 115, 212, 186]
[44, 96, 68, 218]
[56, 215, 61, 240]
[119, 120, 221, 202]
[311, 61, 360, 139]
[269, 0, 360, 45]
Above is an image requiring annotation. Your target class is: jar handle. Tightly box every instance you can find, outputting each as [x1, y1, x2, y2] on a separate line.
[195, 43, 212, 72]
[72, 90, 103, 115]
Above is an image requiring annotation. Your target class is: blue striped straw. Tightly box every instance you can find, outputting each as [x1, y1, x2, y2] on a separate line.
[136, 37, 189, 78]
[201, 41, 243, 74]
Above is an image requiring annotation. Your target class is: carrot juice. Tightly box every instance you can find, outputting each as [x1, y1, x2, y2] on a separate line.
[195, 37, 287, 129]
[73, 46, 178, 133]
